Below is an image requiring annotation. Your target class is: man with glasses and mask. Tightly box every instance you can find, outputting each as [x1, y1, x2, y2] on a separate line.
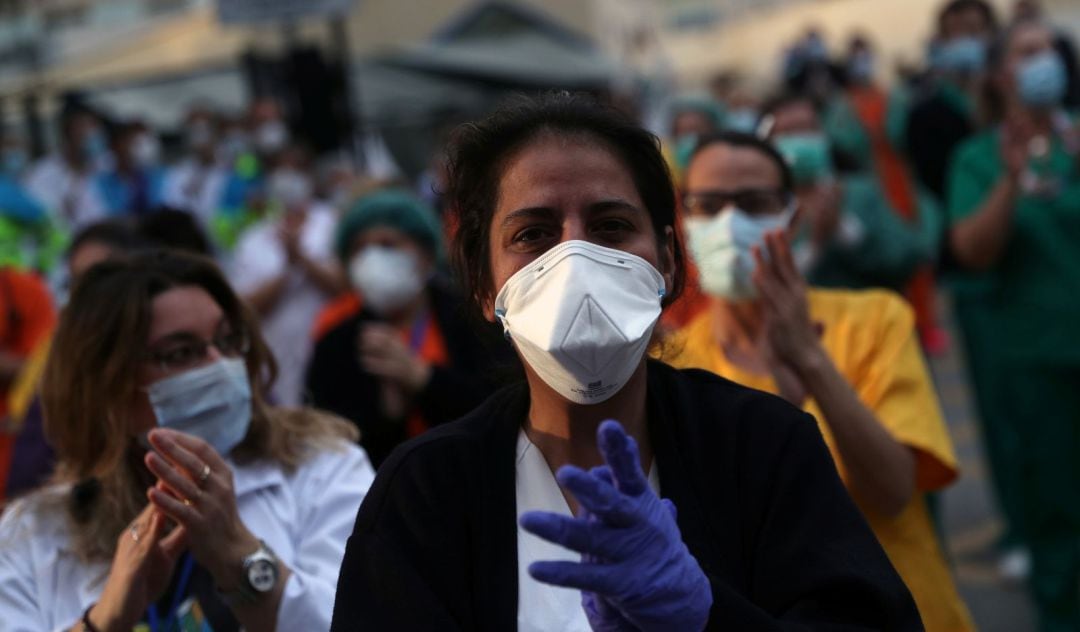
[665, 131, 974, 632]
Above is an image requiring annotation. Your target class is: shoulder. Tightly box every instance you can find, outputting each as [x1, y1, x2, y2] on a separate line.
[649, 360, 811, 435]
[953, 130, 997, 166]
[810, 287, 913, 327]
[0, 486, 73, 554]
[357, 383, 526, 518]
[286, 438, 375, 490]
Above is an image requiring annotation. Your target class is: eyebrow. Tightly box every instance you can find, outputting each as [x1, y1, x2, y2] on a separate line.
[148, 317, 230, 348]
[499, 198, 644, 228]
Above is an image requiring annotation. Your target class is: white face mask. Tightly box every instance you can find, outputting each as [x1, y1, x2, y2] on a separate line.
[146, 358, 252, 456]
[268, 169, 312, 210]
[685, 205, 792, 301]
[131, 133, 161, 168]
[494, 240, 666, 405]
[255, 121, 289, 154]
[349, 246, 426, 316]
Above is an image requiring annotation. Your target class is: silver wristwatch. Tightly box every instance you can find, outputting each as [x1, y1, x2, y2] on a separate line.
[221, 540, 280, 606]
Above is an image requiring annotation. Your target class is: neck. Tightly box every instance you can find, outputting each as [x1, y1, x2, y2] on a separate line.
[1005, 103, 1055, 133]
[385, 292, 430, 329]
[524, 360, 651, 473]
[709, 297, 764, 352]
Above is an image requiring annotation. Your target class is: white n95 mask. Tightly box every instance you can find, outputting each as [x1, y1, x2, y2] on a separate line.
[147, 358, 253, 456]
[494, 240, 666, 405]
[349, 246, 426, 316]
[685, 206, 792, 301]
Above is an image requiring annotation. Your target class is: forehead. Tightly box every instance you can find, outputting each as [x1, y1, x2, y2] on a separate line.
[685, 144, 783, 191]
[942, 7, 991, 36]
[496, 133, 642, 209]
[148, 285, 225, 344]
[770, 101, 819, 134]
[1008, 23, 1053, 53]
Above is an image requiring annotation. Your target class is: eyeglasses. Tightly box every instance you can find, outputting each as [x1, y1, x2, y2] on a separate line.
[682, 189, 791, 217]
[145, 328, 250, 373]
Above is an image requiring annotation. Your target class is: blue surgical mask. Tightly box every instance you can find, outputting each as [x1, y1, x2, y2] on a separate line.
[774, 132, 834, 186]
[82, 128, 108, 162]
[848, 52, 875, 83]
[936, 37, 987, 74]
[147, 358, 252, 456]
[1017, 51, 1067, 109]
[674, 134, 699, 172]
[725, 108, 760, 134]
[685, 205, 793, 300]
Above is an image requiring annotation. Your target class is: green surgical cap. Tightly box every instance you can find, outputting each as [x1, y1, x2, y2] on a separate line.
[335, 189, 444, 262]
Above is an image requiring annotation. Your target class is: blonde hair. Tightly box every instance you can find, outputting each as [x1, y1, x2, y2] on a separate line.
[39, 251, 357, 561]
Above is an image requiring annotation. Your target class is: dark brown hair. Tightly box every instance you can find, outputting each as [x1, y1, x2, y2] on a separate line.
[445, 92, 686, 314]
[40, 250, 356, 560]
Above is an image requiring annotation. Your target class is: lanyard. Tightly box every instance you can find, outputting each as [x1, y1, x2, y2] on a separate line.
[408, 310, 431, 353]
[146, 553, 195, 632]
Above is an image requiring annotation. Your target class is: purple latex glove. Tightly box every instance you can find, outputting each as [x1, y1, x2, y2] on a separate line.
[519, 420, 712, 631]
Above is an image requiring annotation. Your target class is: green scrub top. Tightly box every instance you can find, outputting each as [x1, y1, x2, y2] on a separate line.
[807, 173, 939, 291]
[947, 125, 1080, 364]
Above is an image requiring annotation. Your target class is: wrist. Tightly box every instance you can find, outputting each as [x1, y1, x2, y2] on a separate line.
[85, 601, 131, 632]
[406, 361, 432, 393]
[212, 531, 261, 592]
[790, 343, 830, 377]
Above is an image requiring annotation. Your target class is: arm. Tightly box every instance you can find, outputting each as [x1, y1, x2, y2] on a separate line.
[331, 442, 467, 631]
[294, 253, 345, 296]
[948, 127, 1027, 271]
[754, 232, 915, 518]
[274, 442, 375, 631]
[792, 347, 916, 517]
[746, 407, 922, 629]
[949, 175, 1020, 270]
[242, 273, 290, 317]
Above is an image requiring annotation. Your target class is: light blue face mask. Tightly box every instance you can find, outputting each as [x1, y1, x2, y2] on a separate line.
[774, 132, 834, 187]
[936, 37, 987, 73]
[684, 205, 793, 301]
[147, 358, 253, 456]
[724, 108, 760, 134]
[1017, 51, 1067, 109]
[82, 128, 108, 162]
[674, 134, 699, 172]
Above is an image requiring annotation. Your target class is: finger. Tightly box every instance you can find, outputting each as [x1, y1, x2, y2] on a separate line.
[771, 231, 801, 286]
[145, 451, 202, 503]
[751, 247, 783, 310]
[597, 421, 647, 497]
[528, 560, 621, 594]
[150, 429, 227, 478]
[519, 512, 622, 559]
[555, 466, 635, 526]
[148, 486, 199, 526]
[159, 524, 188, 561]
[662, 498, 678, 521]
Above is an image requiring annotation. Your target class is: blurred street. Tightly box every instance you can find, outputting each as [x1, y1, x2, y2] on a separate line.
[934, 296, 1036, 632]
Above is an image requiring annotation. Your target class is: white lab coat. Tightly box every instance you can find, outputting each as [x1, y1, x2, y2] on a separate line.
[24, 155, 106, 229]
[0, 439, 374, 632]
[161, 159, 229, 228]
[230, 204, 338, 406]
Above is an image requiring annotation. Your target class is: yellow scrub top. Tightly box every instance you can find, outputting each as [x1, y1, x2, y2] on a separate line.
[665, 288, 973, 632]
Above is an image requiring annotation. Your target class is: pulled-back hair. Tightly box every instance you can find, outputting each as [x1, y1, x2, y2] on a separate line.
[39, 249, 356, 560]
[444, 92, 686, 314]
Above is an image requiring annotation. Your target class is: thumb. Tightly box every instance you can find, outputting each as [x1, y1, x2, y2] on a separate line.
[159, 523, 188, 562]
[662, 498, 678, 521]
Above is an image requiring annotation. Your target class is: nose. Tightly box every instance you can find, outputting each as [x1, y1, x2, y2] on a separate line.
[561, 216, 589, 244]
[205, 343, 225, 362]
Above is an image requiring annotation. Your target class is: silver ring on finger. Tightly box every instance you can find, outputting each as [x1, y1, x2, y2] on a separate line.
[129, 525, 140, 543]
[198, 463, 211, 488]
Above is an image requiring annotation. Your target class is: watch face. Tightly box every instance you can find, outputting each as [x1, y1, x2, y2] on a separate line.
[248, 559, 277, 593]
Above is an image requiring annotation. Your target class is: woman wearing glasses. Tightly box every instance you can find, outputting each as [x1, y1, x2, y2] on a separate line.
[670, 131, 972, 631]
[0, 250, 375, 631]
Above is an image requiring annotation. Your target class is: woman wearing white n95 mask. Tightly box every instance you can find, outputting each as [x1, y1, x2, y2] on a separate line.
[0, 251, 375, 632]
[331, 93, 920, 631]
[306, 189, 514, 467]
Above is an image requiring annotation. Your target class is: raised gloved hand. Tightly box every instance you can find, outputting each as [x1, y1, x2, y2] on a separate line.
[520, 420, 713, 631]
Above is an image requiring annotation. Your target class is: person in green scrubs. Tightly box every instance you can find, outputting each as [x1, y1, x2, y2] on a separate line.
[759, 93, 940, 293]
[947, 19, 1080, 631]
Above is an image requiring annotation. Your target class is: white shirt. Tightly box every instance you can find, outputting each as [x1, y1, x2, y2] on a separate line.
[162, 159, 229, 227]
[24, 155, 106, 229]
[515, 430, 659, 632]
[230, 203, 338, 406]
[0, 439, 375, 632]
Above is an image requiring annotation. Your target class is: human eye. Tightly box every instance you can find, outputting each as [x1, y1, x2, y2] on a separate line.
[153, 341, 202, 369]
[511, 225, 558, 250]
[590, 217, 635, 242]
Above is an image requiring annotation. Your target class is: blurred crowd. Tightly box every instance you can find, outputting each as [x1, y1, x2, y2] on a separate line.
[0, 0, 1077, 629]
